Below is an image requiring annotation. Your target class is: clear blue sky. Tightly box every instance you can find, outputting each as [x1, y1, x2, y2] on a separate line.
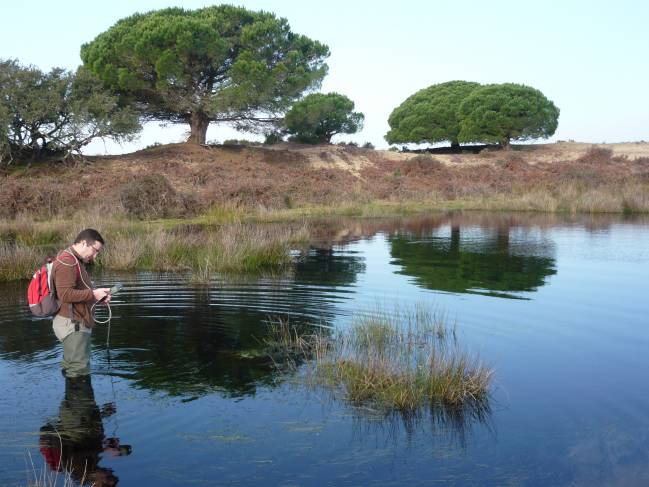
[1, 0, 648, 153]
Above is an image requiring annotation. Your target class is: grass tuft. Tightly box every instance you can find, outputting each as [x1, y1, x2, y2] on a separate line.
[0, 243, 43, 281]
[265, 306, 491, 413]
[25, 450, 77, 487]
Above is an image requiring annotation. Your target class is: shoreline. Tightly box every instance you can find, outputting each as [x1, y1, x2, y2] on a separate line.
[2, 207, 648, 283]
[2, 141, 648, 281]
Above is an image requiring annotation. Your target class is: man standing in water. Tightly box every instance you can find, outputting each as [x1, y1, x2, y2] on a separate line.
[52, 229, 111, 378]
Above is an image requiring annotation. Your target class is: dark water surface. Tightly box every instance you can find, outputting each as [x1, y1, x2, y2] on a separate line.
[1, 213, 649, 486]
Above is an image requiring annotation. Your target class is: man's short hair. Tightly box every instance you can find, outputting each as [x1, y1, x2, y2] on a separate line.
[74, 228, 105, 246]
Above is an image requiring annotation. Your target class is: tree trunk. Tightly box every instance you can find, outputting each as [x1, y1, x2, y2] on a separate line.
[187, 112, 210, 145]
[450, 141, 460, 151]
[450, 225, 460, 255]
[499, 137, 511, 150]
[497, 226, 510, 252]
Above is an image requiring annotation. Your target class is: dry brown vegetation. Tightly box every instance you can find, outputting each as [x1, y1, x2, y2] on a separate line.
[1, 141, 648, 219]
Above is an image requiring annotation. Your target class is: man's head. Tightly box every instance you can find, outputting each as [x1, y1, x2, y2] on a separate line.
[71, 228, 105, 263]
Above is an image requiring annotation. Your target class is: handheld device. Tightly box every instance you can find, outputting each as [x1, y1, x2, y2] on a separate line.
[99, 282, 123, 303]
[109, 282, 124, 296]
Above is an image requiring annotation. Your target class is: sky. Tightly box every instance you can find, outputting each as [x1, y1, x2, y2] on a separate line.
[1, 0, 648, 153]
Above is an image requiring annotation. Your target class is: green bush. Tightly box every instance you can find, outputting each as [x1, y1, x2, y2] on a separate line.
[264, 132, 284, 145]
[285, 93, 364, 144]
[223, 138, 261, 146]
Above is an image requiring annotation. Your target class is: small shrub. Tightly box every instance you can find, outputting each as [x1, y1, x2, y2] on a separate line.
[577, 146, 613, 165]
[118, 174, 179, 219]
[179, 192, 204, 217]
[502, 155, 529, 172]
[634, 156, 649, 166]
[0, 181, 23, 218]
[283, 194, 293, 208]
[398, 154, 444, 177]
[288, 134, 321, 144]
[262, 150, 308, 165]
[362, 142, 375, 149]
[408, 154, 437, 164]
[264, 132, 284, 145]
[223, 138, 261, 146]
[0, 179, 87, 218]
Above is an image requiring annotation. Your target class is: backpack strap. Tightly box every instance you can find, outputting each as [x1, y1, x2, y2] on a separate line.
[56, 249, 84, 285]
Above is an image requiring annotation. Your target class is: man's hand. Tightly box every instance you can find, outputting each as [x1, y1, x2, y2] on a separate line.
[93, 288, 111, 303]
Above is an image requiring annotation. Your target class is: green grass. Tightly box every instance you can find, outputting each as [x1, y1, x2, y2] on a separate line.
[0, 215, 309, 282]
[0, 242, 43, 281]
[431, 181, 649, 214]
[97, 222, 309, 283]
[265, 306, 492, 413]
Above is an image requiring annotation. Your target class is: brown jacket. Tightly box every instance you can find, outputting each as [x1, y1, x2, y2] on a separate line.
[52, 248, 95, 327]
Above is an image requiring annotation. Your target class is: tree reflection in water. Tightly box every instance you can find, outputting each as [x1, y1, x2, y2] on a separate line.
[389, 223, 556, 298]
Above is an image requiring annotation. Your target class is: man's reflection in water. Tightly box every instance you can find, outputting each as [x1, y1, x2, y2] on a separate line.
[39, 376, 132, 486]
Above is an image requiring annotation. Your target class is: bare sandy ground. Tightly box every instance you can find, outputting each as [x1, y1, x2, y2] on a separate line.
[301, 141, 649, 174]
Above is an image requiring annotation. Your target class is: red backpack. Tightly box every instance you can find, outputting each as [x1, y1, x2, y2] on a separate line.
[27, 256, 79, 317]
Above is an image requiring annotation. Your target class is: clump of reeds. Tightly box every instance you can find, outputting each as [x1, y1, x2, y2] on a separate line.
[265, 306, 492, 413]
[26, 451, 76, 487]
[263, 319, 329, 369]
[0, 216, 66, 247]
[100, 222, 309, 282]
[0, 212, 310, 282]
[439, 180, 649, 214]
[0, 242, 42, 281]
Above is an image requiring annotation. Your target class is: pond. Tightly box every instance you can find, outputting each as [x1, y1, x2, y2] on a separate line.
[1, 212, 648, 486]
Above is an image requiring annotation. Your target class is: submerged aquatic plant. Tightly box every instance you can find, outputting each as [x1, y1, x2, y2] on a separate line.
[265, 305, 492, 414]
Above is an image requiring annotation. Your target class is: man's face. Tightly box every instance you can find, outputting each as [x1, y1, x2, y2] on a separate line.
[79, 240, 103, 263]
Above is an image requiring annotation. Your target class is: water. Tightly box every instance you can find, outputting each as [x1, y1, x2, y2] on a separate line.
[1, 212, 648, 486]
